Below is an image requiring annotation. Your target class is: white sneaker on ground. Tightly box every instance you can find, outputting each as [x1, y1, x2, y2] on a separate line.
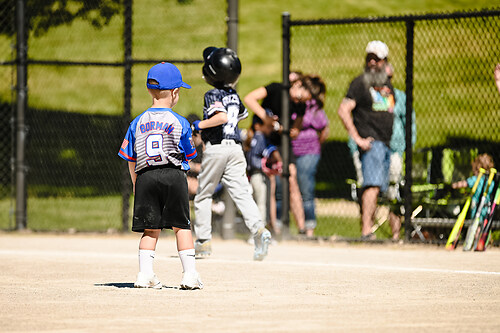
[195, 239, 212, 257]
[180, 271, 204, 290]
[134, 272, 162, 289]
[253, 228, 271, 261]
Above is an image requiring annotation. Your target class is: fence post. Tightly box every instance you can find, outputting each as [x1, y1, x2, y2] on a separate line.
[227, 0, 238, 52]
[15, 0, 27, 230]
[121, 0, 133, 232]
[404, 19, 415, 241]
[281, 12, 291, 230]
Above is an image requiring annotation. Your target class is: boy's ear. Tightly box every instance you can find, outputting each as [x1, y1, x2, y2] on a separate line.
[172, 88, 180, 97]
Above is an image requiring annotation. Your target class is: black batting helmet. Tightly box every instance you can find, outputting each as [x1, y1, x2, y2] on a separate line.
[202, 47, 241, 88]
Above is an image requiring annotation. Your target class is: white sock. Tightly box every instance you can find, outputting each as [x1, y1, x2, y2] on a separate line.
[178, 249, 196, 273]
[138, 249, 155, 275]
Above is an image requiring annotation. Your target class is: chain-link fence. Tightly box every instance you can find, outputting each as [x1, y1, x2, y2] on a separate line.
[0, 0, 227, 231]
[0, 0, 16, 229]
[4, 3, 500, 243]
[286, 9, 500, 241]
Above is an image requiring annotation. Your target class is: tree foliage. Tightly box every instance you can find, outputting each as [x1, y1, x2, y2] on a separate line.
[0, 0, 122, 37]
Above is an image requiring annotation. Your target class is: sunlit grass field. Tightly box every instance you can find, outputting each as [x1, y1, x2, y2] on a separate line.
[0, 197, 125, 232]
[0, 195, 367, 238]
[1, 0, 500, 234]
[1, 0, 498, 134]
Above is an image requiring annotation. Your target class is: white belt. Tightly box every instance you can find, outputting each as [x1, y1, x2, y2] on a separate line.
[206, 139, 239, 146]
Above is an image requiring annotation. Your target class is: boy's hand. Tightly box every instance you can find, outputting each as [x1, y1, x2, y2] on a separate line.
[192, 120, 201, 132]
[261, 157, 283, 176]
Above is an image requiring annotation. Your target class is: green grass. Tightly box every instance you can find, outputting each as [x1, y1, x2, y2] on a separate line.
[2, 1, 499, 141]
[2, 1, 500, 234]
[314, 216, 363, 239]
[2, 1, 498, 122]
[0, 197, 15, 230]
[0, 196, 128, 232]
[290, 16, 500, 146]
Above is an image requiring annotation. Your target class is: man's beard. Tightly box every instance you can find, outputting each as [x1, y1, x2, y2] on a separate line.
[362, 65, 388, 88]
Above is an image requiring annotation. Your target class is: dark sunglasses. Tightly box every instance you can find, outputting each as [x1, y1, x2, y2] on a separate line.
[366, 53, 383, 62]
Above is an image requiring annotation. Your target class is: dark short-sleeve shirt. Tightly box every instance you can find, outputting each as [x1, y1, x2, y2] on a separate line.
[201, 87, 248, 145]
[346, 75, 395, 146]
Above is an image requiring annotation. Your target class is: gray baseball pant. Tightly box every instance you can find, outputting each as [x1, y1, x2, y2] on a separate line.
[194, 141, 265, 240]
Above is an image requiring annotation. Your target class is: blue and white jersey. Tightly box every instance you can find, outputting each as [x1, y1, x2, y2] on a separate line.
[247, 131, 277, 171]
[201, 87, 248, 144]
[118, 108, 197, 173]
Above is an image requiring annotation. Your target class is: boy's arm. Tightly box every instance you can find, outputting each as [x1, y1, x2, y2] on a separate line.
[128, 161, 137, 193]
[195, 111, 228, 130]
[268, 149, 282, 163]
[452, 180, 465, 189]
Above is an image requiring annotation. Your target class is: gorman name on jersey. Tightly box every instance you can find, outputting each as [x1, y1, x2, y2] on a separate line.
[139, 121, 175, 134]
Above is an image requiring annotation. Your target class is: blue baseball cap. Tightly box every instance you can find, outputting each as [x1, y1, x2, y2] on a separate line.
[146, 62, 191, 90]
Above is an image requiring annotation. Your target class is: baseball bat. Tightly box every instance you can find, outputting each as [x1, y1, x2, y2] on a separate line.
[445, 168, 486, 250]
[475, 184, 500, 251]
[473, 174, 499, 251]
[463, 168, 496, 251]
[473, 175, 498, 250]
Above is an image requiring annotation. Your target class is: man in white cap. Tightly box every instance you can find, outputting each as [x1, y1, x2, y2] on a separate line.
[337, 40, 396, 240]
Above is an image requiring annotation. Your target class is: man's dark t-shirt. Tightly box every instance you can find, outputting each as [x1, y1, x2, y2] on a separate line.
[346, 74, 395, 146]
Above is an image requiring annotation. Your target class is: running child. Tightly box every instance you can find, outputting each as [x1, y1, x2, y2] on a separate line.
[192, 47, 272, 261]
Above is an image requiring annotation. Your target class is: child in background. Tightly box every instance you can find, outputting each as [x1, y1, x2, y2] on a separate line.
[246, 114, 282, 235]
[118, 62, 203, 290]
[452, 153, 496, 220]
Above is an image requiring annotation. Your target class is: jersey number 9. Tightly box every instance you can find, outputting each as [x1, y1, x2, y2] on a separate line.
[146, 134, 165, 166]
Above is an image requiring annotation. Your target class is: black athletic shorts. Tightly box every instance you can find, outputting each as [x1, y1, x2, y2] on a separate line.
[132, 166, 191, 232]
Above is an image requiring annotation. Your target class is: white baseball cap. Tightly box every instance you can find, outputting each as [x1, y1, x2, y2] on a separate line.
[365, 40, 389, 59]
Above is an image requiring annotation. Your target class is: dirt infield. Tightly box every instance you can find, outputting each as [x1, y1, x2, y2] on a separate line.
[1, 233, 500, 332]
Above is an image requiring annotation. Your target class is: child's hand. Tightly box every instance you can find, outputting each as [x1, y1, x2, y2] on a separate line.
[192, 120, 201, 132]
[261, 157, 282, 176]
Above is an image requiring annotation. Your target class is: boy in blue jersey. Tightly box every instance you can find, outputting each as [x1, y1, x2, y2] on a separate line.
[118, 62, 203, 290]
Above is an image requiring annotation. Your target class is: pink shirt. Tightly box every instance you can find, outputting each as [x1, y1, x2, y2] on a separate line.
[292, 99, 329, 157]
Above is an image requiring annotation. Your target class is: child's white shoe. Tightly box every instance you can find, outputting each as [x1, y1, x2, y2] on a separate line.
[134, 272, 162, 289]
[253, 228, 271, 261]
[180, 271, 204, 290]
